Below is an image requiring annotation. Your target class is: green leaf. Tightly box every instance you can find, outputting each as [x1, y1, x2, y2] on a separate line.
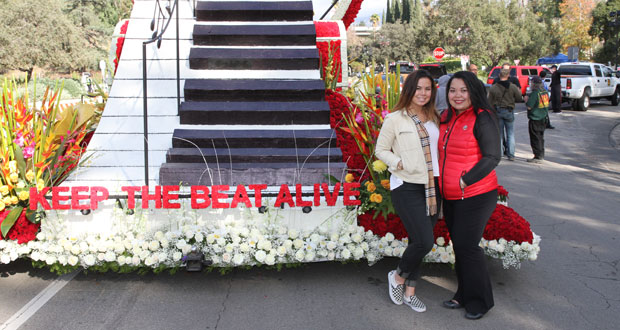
[14, 145, 27, 174]
[25, 208, 36, 223]
[1, 206, 24, 237]
[323, 174, 341, 184]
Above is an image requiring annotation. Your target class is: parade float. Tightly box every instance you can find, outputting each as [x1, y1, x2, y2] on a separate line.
[0, 0, 539, 274]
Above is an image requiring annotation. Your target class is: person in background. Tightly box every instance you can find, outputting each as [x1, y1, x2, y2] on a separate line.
[538, 71, 555, 129]
[487, 69, 522, 161]
[376, 70, 441, 313]
[439, 71, 500, 320]
[468, 64, 479, 76]
[549, 65, 562, 113]
[493, 63, 521, 90]
[435, 74, 451, 114]
[525, 76, 549, 163]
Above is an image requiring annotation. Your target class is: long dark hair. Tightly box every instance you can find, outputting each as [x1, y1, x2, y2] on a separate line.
[392, 69, 440, 125]
[442, 71, 494, 123]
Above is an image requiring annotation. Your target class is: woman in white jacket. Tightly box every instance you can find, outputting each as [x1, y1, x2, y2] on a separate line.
[376, 69, 441, 313]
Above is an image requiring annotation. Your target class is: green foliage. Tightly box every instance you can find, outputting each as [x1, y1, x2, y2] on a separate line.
[590, 0, 620, 64]
[422, 57, 462, 73]
[386, 0, 393, 23]
[0, 0, 132, 76]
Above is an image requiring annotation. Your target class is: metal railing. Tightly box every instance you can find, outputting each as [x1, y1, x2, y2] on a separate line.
[142, 0, 181, 185]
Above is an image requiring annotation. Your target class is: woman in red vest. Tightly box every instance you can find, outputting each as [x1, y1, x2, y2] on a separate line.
[439, 71, 501, 320]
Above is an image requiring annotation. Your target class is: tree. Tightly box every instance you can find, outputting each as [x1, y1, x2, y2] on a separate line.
[424, 0, 550, 69]
[589, 0, 620, 64]
[394, 0, 402, 22]
[386, 0, 393, 23]
[529, 0, 563, 54]
[402, 0, 411, 24]
[370, 14, 381, 27]
[0, 0, 94, 77]
[558, 0, 597, 59]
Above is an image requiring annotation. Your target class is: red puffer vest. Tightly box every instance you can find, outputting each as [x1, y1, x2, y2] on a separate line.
[439, 107, 498, 200]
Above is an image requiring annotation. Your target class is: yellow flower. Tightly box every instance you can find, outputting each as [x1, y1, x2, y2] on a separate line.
[26, 170, 35, 182]
[370, 193, 383, 203]
[18, 190, 29, 201]
[37, 179, 46, 191]
[372, 160, 387, 173]
[0, 185, 9, 196]
[0, 201, 4, 211]
[8, 160, 17, 173]
[381, 179, 390, 190]
[3, 196, 12, 205]
[9, 172, 19, 183]
[366, 182, 376, 192]
[345, 173, 355, 183]
[10, 196, 18, 204]
[16, 182, 25, 189]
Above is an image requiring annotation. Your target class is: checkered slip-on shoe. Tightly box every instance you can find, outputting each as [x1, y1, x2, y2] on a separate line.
[403, 294, 427, 312]
[388, 270, 404, 305]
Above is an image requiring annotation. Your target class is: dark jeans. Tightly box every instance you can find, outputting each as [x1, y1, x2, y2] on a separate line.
[444, 189, 497, 314]
[551, 85, 562, 111]
[529, 119, 546, 159]
[391, 178, 439, 287]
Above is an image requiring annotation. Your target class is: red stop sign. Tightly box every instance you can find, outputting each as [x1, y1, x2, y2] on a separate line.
[433, 47, 445, 60]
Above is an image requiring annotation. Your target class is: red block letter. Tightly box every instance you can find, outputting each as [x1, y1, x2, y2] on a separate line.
[343, 182, 361, 206]
[248, 184, 267, 208]
[275, 184, 294, 208]
[295, 184, 312, 207]
[90, 186, 109, 210]
[162, 186, 181, 209]
[231, 185, 252, 208]
[191, 185, 210, 209]
[141, 186, 162, 209]
[71, 186, 90, 210]
[321, 183, 341, 206]
[121, 186, 141, 209]
[211, 185, 230, 208]
[313, 183, 321, 206]
[29, 187, 50, 210]
[52, 186, 71, 210]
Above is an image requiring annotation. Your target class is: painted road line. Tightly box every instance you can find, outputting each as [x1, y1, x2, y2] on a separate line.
[0, 270, 81, 330]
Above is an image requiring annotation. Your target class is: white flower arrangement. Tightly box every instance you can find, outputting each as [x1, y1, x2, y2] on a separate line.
[0, 206, 541, 272]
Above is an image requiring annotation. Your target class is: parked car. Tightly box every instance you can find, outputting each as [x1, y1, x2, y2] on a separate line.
[487, 65, 551, 96]
[542, 62, 620, 111]
[419, 63, 448, 81]
[388, 61, 417, 79]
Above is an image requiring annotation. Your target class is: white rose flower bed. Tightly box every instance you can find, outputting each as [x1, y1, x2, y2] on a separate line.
[0, 203, 541, 272]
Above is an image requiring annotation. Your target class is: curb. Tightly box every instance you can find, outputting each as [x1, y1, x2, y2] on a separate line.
[610, 122, 620, 150]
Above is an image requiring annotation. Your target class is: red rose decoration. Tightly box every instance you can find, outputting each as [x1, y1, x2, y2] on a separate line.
[0, 209, 40, 244]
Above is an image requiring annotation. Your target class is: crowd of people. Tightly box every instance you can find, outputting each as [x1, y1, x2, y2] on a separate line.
[375, 64, 551, 320]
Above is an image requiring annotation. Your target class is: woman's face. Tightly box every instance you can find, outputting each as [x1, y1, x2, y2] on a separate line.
[448, 78, 471, 111]
[412, 77, 433, 108]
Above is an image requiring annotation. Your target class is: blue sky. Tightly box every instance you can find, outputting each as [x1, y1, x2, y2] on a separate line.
[312, 0, 385, 24]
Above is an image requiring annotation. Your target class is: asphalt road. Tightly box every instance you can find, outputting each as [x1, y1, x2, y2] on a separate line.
[1, 101, 619, 330]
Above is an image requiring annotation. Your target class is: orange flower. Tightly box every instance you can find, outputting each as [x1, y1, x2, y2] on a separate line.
[366, 182, 376, 192]
[381, 179, 390, 190]
[345, 173, 355, 183]
[370, 193, 383, 203]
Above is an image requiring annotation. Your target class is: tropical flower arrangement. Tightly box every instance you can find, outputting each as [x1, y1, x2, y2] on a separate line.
[0, 78, 104, 243]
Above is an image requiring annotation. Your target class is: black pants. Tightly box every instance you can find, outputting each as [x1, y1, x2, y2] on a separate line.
[551, 85, 562, 111]
[391, 178, 439, 287]
[443, 189, 497, 314]
[529, 119, 546, 159]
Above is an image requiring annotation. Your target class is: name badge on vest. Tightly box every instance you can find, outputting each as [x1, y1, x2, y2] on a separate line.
[463, 125, 468, 130]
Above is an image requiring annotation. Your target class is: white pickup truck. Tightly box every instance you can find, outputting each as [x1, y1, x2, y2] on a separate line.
[544, 62, 620, 111]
